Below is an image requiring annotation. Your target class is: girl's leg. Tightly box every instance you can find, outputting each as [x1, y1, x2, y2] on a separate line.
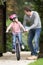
[18, 32, 22, 49]
[12, 34, 16, 49]
[18, 32, 22, 45]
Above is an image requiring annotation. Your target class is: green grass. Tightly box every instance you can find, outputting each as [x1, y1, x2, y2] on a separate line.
[28, 58, 43, 65]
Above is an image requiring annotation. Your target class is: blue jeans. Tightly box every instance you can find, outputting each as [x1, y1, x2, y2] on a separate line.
[12, 32, 22, 49]
[28, 28, 41, 55]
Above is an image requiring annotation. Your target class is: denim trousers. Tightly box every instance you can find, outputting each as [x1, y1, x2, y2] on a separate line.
[28, 28, 41, 55]
[12, 32, 22, 49]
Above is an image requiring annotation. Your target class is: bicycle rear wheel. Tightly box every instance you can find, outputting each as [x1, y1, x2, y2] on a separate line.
[16, 43, 20, 60]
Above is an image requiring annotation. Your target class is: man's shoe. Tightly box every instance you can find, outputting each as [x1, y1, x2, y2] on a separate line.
[26, 55, 38, 60]
[31, 52, 38, 56]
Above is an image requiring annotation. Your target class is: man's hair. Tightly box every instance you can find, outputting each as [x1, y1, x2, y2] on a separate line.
[24, 7, 31, 12]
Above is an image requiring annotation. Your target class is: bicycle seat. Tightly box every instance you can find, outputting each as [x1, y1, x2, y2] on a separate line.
[16, 34, 18, 37]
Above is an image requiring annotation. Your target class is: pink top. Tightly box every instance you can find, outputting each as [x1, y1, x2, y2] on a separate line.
[9, 21, 23, 34]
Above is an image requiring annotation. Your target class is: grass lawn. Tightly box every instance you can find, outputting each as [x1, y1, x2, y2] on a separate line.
[28, 58, 43, 65]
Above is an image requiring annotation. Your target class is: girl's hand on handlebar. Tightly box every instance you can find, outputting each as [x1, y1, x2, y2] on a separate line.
[23, 29, 28, 32]
[25, 29, 29, 32]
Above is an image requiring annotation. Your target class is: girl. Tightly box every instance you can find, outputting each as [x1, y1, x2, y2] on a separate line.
[6, 14, 25, 53]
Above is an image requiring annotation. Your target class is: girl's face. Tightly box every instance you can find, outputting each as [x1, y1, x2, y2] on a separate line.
[13, 17, 18, 22]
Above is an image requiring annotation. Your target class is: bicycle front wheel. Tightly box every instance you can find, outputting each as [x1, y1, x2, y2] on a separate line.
[16, 43, 20, 60]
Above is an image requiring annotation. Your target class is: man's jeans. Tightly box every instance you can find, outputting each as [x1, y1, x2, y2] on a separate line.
[12, 32, 22, 49]
[28, 28, 41, 55]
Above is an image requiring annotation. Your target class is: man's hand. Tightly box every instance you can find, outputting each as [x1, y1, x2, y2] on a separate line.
[25, 26, 30, 32]
[25, 28, 30, 32]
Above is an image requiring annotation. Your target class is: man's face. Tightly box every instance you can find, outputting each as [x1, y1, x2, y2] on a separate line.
[24, 10, 31, 16]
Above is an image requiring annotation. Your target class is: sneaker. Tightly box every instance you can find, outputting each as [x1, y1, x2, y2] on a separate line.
[36, 51, 40, 53]
[31, 52, 38, 56]
[21, 45, 25, 50]
[12, 49, 15, 54]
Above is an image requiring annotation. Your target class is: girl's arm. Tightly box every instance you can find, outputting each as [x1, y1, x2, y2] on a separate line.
[19, 22, 25, 31]
[6, 23, 12, 32]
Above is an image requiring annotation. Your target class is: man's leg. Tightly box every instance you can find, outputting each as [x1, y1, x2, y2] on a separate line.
[28, 29, 36, 55]
[34, 28, 41, 53]
[27, 29, 39, 60]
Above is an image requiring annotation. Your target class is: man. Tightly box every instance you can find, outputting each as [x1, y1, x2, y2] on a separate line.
[23, 7, 41, 59]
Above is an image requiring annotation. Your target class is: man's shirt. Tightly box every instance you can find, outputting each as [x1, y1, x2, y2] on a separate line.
[23, 11, 41, 29]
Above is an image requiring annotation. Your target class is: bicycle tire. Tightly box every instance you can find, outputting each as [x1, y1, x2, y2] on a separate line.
[16, 43, 20, 60]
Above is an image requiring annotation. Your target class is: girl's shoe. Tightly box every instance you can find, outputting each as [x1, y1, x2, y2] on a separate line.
[12, 49, 15, 54]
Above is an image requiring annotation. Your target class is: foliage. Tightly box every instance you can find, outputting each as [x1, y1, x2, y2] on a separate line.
[6, 0, 36, 18]
[6, 33, 12, 51]
[6, 18, 12, 26]
[34, 0, 43, 43]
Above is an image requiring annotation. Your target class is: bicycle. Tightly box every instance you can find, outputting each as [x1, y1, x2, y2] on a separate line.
[6, 30, 27, 60]
[15, 31, 27, 60]
[6, 32, 21, 60]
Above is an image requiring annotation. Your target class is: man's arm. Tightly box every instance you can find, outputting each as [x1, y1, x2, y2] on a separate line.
[28, 13, 39, 30]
